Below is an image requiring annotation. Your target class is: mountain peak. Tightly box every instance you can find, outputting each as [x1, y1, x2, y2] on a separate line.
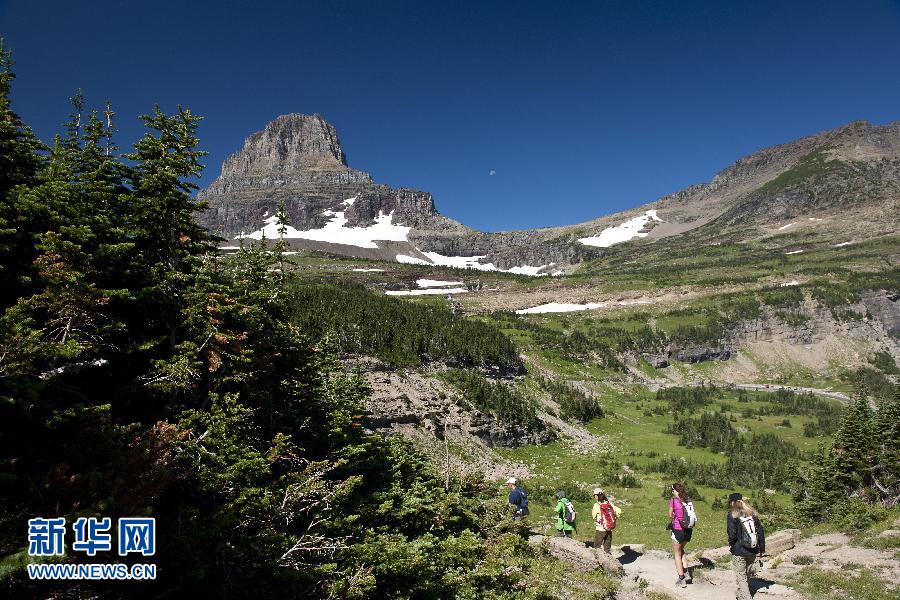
[221, 113, 349, 179]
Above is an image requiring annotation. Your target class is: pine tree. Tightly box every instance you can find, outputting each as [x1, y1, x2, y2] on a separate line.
[830, 385, 877, 495]
[873, 386, 900, 504]
[794, 443, 842, 524]
[0, 39, 46, 307]
[126, 105, 210, 353]
[273, 199, 291, 290]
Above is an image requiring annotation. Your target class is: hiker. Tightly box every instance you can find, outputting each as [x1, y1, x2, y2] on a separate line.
[506, 477, 529, 521]
[667, 482, 697, 588]
[727, 492, 766, 600]
[591, 488, 621, 554]
[554, 491, 577, 537]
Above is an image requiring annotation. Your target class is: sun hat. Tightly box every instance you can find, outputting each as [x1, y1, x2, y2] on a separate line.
[593, 487, 604, 496]
[506, 477, 517, 485]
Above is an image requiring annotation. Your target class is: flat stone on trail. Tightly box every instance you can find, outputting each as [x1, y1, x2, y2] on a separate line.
[527, 535, 623, 574]
[765, 528, 801, 555]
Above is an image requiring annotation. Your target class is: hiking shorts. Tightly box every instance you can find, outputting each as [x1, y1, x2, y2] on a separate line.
[671, 528, 693, 544]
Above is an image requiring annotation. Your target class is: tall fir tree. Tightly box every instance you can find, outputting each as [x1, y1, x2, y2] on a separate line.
[0, 39, 46, 307]
[125, 105, 210, 353]
[873, 386, 900, 503]
[829, 385, 877, 495]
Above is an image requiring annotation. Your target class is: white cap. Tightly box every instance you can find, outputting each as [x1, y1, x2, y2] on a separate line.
[506, 477, 517, 485]
[593, 487, 604, 496]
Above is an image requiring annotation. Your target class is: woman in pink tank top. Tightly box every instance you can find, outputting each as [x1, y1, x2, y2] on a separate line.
[667, 483, 693, 587]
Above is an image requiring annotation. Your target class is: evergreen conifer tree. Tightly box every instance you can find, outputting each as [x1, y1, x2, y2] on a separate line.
[0, 40, 46, 306]
[830, 385, 877, 495]
[873, 386, 900, 502]
[125, 105, 210, 353]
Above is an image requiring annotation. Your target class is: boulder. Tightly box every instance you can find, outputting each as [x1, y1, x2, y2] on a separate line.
[765, 528, 801, 555]
[689, 528, 800, 566]
[528, 535, 623, 575]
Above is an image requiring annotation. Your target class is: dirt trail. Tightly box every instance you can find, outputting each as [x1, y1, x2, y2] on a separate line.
[619, 548, 801, 599]
[728, 383, 851, 404]
[653, 380, 852, 404]
[614, 531, 899, 599]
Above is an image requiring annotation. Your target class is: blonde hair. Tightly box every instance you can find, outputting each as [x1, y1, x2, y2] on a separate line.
[730, 499, 758, 519]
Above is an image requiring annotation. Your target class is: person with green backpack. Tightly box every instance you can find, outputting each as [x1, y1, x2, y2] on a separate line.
[554, 490, 577, 537]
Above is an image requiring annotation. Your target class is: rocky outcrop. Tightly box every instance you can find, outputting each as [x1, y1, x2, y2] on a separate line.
[633, 291, 900, 372]
[360, 361, 554, 449]
[862, 290, 900, 340]
[528, 535, 624, 574]
[690, 528, 800, 564]
[198, 113, 452, 240]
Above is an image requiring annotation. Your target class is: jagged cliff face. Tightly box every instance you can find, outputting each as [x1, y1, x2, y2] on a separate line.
[199, 115, 900, 269]
[198, 113, 461, 244]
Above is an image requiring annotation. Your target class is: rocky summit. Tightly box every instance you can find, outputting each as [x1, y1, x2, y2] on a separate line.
[200, 116, 900, 272]
[198, 113, 467, 253]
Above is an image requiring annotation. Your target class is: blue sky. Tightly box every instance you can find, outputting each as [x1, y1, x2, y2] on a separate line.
[3, 0, 900, 231]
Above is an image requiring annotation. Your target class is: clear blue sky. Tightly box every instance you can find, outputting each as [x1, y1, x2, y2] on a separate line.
[3, 0, 900, 231]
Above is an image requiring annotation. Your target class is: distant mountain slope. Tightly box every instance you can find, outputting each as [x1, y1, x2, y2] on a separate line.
[199, 117, 900, 271]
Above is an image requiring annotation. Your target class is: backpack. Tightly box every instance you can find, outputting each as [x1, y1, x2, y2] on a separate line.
[598, 502, 617, 530]
[739, 515, 758, 550]
[679, 500, 698, 530]
[564, 500, 577, 525]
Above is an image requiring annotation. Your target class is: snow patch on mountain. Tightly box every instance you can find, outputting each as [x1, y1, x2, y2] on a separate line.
[416, 279, 463, 288]
[396, 251, 548, 276]
[386, 288, 468, 296]
[516, 302, 608, 314]
[577, 210, 662, 248]
[236, 197, 411, 249]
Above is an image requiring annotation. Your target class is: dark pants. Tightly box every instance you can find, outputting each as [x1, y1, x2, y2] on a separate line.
[594, 529, 612, 553]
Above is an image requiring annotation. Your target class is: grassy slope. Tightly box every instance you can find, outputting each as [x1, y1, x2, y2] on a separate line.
[275, 230, 898, 555]
[497, 385, 832, 551]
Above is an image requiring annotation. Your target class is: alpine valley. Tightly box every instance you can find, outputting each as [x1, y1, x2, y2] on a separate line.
[3, 76, 899, 597]
[193, 113, 900, 597]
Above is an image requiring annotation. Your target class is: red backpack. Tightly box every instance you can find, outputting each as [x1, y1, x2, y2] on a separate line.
[598, 502, 617, 530]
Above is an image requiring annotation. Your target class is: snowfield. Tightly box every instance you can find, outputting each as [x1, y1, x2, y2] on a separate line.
[386, 287, 468, 296]
[235, 197, 549, 276]
[778, 222, 797, 231]
[780, 280, 800, 287]
[577, 210, 662, 248]
[397, 251, 548, 276]
[236, 197, 412, 249]
[416, 279, 463, 288]
[785, 249, 804, 255]
[833, 241, 854, 247]
[505, 264, 550, 276]
[515, 302, 607, 314]
[352, 268, 385, 272]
